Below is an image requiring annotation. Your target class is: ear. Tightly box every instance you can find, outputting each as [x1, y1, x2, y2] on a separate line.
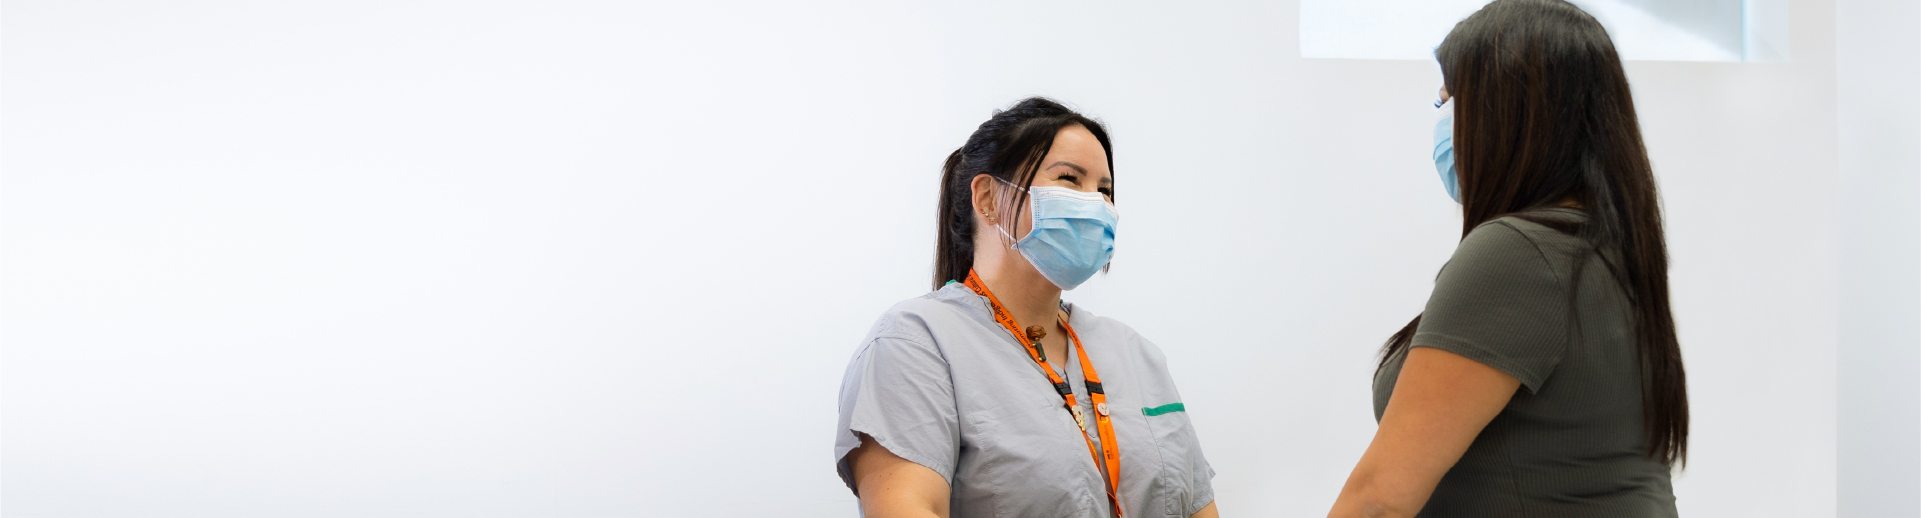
[970, 174, 999, 225]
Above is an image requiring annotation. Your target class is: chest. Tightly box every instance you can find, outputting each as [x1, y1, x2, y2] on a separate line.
[936, 325, 1200, 517]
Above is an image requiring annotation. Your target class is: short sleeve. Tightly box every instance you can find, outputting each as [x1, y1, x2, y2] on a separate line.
[1415, 221, 1569, 392]
[833, 333, 960, 493]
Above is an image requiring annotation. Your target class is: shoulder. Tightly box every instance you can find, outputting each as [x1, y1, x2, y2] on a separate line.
[851, 284, 992, 359]
[866, 285, 978, 337]
[1447, 216, 1563, 281]
[1424, 215, 1576, 308]
[1460, 216, 1552, 259]
[1066, 304, 1172, 370]
[1456, 210, 1595, 280]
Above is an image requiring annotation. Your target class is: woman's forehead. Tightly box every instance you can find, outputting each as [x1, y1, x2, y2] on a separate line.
[1046, 127, 1110, 177]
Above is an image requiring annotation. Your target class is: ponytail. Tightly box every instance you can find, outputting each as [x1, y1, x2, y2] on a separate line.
[933, 149, 975, 289]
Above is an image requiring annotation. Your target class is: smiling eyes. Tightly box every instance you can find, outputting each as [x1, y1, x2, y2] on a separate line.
[1053, 171, 1114, 200]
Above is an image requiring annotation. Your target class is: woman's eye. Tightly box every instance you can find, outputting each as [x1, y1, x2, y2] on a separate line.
[1098, 188, 1113, 198]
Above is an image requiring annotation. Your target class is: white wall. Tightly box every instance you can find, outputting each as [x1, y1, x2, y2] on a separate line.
[0, 1, 1842, 516]
[1837, 0, 1921, 516]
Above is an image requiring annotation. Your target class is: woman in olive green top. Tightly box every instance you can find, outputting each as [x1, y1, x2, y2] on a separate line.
[1328, 1, 1689, 517]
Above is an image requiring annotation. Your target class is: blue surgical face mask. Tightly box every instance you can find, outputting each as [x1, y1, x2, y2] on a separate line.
[1434, 97, 1462, 203]
[992, 177, 1119, 290]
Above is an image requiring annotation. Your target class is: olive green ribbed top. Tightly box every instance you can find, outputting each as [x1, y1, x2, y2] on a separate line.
[1374, 209, 1678, 517]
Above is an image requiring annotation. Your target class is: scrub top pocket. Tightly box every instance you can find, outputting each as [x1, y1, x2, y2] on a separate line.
[1144, 406, 1210, 517]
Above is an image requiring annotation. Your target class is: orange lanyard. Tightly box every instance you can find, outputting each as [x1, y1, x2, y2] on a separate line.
[963, 270, 1123, 517]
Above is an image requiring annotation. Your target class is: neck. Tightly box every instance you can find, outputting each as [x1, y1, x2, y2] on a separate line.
[974, 263, 1063, 331]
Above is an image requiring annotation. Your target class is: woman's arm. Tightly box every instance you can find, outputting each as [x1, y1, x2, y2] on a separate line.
[1190, 501, 1219, 518]
[1326, 347, 1521, 518]
[848, 433, 950, 518]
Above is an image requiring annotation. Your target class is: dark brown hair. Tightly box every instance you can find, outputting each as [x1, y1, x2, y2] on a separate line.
[932, 98, 1112, 289]
[1381, 0, 1689, 465]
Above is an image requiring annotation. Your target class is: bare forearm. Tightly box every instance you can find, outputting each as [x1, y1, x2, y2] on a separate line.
[1326, 348, 1520, 518]
[1327, 464, 1424, 518]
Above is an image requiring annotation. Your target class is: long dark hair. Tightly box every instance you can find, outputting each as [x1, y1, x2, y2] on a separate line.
[933, 97, 1113, 289]
[1380, 0, 1688, 465]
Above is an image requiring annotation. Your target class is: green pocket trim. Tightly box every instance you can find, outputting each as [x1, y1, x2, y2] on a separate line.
[1142, 403, 1185, 416]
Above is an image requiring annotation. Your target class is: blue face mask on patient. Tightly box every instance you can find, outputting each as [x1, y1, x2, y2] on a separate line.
[993, 177, 1119, 290]
[1434, 97, 1462, 203]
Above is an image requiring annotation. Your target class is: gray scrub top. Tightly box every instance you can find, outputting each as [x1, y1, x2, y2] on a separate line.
[835, 283, 1215, 518]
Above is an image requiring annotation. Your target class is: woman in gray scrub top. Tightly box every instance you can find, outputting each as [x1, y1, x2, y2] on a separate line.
[834, 97, 1218, 518]
[1328, 2, 1689, 517]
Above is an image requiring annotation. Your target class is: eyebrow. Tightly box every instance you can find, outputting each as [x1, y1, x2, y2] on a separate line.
[1045, 160, 1112, 185]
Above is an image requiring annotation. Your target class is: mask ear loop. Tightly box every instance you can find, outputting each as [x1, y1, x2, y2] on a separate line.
[988, 176, 1029, 249]
[982, 207, 1016, 250]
